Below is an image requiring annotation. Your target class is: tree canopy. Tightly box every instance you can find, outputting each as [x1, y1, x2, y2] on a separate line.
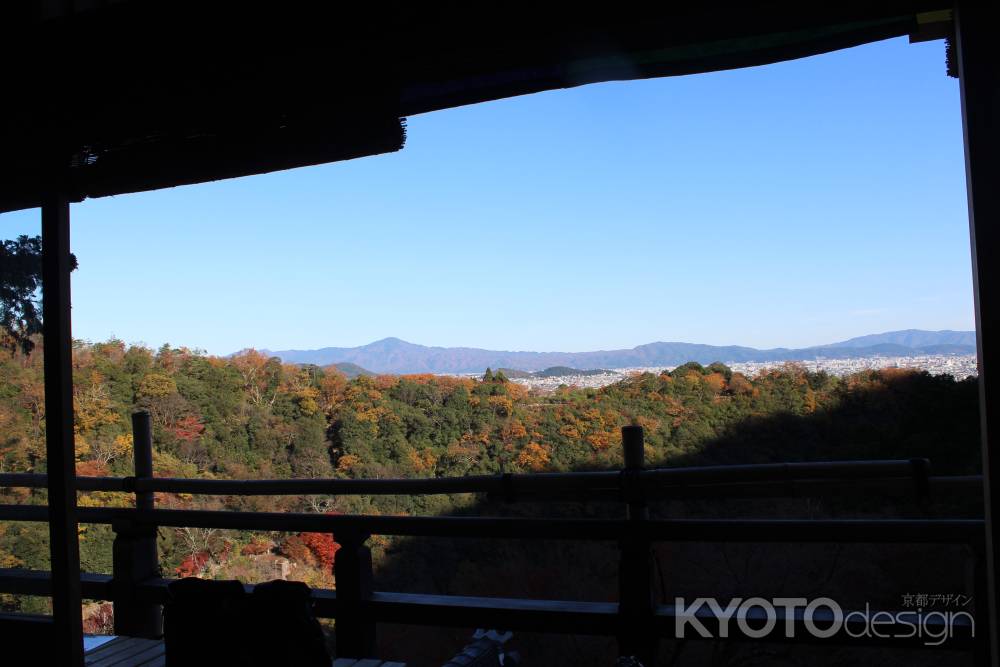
[0, 234, 77, 355]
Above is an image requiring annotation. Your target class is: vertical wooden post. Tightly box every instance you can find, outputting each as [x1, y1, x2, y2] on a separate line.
[334, 529, 375, 658]
[132, 411, 155, 512]
[622, 426, 647, 522]
[112, 412, 162, 637]
[956, 3, 1000, 665]
[41, 193, 84, 665]
[968, 539, 991, 666]
[618, 426, 655, 666]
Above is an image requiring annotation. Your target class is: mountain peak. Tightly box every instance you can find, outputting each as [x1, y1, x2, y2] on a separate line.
[367, 336, 417, 348]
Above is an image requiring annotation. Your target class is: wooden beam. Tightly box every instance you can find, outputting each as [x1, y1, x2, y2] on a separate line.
[0, 468, 982, 501]
[41, 194, 84, 665]
[0, 503, 982, 544]
[132, 582, 974, 648]
[0, 568, 113, 599]
[0, 575, 976, 648]
[0, 458, 934, 496]
[956, 2, 1000, 665]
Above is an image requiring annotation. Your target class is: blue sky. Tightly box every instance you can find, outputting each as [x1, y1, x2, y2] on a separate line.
[1, 37, 972, 356]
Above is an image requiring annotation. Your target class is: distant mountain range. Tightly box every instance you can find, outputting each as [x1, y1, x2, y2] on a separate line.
[250, 329, 977, 375]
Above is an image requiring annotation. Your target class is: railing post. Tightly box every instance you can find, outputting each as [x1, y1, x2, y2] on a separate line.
[334, 529, 375, 658]
[618, 425, 655, 666]
[970, 537, 991, 666]
[132, 411, 155, 513]
[111, 411, 162, 638]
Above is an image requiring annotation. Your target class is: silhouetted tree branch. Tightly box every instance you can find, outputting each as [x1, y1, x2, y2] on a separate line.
[0, 234, 77, 355]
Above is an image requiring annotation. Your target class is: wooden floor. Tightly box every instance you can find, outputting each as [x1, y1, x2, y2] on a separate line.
[84, 638, 405, 667]
[84, 637, 164, 666]
[84, 637, 406, 666]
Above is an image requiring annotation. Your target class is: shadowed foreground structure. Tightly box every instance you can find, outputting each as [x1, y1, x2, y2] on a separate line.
[0, 1, 998, 665]
[0, 421, 987, 665]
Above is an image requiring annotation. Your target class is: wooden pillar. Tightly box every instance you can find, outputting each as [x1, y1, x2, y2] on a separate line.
[956, 3, 1000, 665]
[970, 538, 992, 666]
[132, 411, 155, 512]
[334, 529, 375, 658]
[618, 426, 655, 666]
[41, 193, 83, 665]
[112, 412, 162, 637]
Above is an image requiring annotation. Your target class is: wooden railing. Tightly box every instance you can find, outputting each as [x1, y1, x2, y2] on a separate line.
[0, 413, 988, 664]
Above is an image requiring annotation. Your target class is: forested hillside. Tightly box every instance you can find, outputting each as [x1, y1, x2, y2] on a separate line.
[0, 340, 983, 662]
[0, 341, 980, 485]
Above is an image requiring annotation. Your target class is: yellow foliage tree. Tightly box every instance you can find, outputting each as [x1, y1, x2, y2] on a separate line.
[91, 432, 133, 466]
[137, 372, 177, 398]
[704, 373, 726, 394]
[74, 381, 121, 435]
[337, 454, 361, 473]
[408, 449, 438, 473]
[488, 395, 513, 418]
[516, 443, 551, 471]
[0, 524, 23, 568]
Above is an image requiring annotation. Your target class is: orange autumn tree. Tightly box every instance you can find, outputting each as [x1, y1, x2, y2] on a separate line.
[298, 531, 340, 570]
[516, 442, 551, 471]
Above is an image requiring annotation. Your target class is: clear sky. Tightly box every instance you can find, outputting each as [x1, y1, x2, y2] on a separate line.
[1, 37, 973, 356]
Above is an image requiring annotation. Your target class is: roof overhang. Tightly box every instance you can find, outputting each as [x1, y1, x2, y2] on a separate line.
[0, 1, 952, 213]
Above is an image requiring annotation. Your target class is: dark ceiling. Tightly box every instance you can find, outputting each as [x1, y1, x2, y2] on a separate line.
[0, 1, 951, 214]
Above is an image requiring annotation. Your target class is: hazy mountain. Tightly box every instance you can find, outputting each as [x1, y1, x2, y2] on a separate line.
[497, 368, 532, 379]
[255, 330, 976, 375]
[330, 362, 374, 379]
[823, 329, 976, 349]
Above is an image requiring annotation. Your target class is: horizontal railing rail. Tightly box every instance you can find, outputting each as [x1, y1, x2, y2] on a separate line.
[0, 469, 983, 502]
[0, 568, 978, 649]
[0, 458, 976, 495]
[0, 415, 988, 663]
[0, 504, 986, 543]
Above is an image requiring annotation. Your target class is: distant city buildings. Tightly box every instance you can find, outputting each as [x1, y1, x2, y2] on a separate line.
[726, 354, 979, 380]
[510, 370, 623, 391]
[504, 354, 978, 392]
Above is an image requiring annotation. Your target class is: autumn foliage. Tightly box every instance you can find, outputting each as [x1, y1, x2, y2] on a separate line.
[170, 414, 205, 442]
[298, 532, 340, 570]
[75, 459, 109, 477]
[175, 550, 211, 578]
[241, 538, 272, 556]
[82, 602, 115, 635]
[279, 513, 341, 570]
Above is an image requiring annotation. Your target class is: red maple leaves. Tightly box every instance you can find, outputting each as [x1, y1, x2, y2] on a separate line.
[175, 550, 211, 577]
[170, 415, 205, 442]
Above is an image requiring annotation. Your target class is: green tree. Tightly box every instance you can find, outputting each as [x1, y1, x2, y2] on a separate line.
[0, 235, 77, 355]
